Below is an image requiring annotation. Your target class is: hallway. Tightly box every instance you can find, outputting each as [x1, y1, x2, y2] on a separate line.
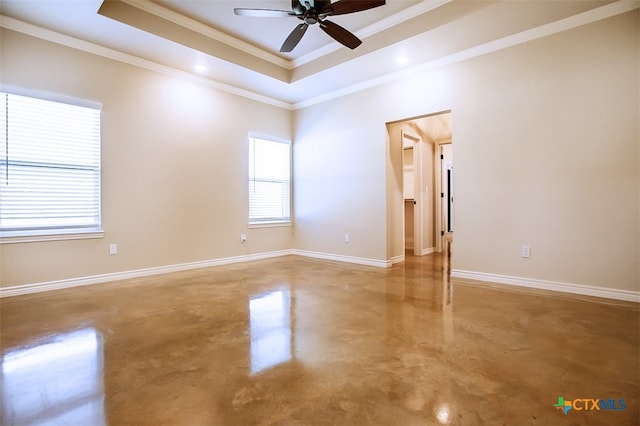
[1, 250, 638, 425]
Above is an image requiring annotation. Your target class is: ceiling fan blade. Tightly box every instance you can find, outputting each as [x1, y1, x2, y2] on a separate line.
[234, 8, 297, 18]
[319, 19, 362, 49]
[321, 0, 385, 16]
[280, 23, 309, 52]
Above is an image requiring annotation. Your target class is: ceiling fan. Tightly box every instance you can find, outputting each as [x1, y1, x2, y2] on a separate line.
[234, 0, 386, 53]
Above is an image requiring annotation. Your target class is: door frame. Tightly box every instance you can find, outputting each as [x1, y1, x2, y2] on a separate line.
[435, 140, 452, 252]
[401, 130, 424, 256]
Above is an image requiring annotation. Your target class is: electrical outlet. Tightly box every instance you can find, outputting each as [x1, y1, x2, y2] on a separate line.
[344, 233, 350, 243]
[240, 234, 247, 243]
[109, 244, 117, 255]
[521, 245, 530, 258]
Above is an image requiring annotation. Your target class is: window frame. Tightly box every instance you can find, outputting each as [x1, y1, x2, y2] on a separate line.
[0, 89, 103, 244]
[248, 134, 292, 228]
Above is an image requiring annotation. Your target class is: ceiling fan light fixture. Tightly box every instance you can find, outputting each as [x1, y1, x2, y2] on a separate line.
[234, 0, 386, 53]
[304, 12, 319, 25]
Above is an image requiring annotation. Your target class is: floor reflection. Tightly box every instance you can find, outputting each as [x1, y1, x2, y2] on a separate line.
[249, 288, 292, 374]
[1, 252, 638, 425]
[1, 328, 105, 426]
[434, 402, 451, 424]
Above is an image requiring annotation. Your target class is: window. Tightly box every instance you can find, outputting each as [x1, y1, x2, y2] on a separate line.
[248, 136, 291, 225]
[0, 92, 102, 241]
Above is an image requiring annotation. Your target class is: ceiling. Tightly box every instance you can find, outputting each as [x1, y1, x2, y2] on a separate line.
[0, 0, 634, 108]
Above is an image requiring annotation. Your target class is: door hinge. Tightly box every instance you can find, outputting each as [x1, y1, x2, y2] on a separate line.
[441, 193, 444, 198]
[413, 200, 416, 205]
[440, 154, 444, 159]
[441, 231, 445, 236]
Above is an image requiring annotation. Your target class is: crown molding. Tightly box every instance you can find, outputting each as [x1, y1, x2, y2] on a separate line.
[292, 0, 453, 68]
[123, 0, 456, 72]
[294, 0, 640, 109]
[2, 0, 636, 111]
[358, 0, 453, 39]
[0, 15, 294, 110]
[121, 0, 294, 70]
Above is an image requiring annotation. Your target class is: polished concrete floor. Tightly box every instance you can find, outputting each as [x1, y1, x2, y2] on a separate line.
[1, 247, 638, 425]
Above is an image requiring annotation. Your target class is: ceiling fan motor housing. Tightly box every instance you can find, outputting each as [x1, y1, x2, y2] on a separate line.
[293, 0, 331, 16]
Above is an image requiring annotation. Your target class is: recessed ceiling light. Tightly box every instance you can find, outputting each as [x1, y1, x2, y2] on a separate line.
[193, 64, 207, 74]
[395, 55, 410, 65]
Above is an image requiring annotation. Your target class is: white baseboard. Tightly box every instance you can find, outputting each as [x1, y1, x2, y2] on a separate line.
[9, 253, 634, 303]
[0, 250, 294, 298]
[403, 248, 434, 256]
[0, 249, 390, 297]
[292, 249, 391, 268]
[451, 269, 640, 303]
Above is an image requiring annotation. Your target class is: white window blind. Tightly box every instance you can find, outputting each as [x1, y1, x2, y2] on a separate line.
[248, 137, 290, 224]
[0, 92, 101, 237]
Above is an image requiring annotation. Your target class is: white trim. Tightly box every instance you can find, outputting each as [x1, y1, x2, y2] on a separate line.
[292, 0, 453, 67]
[121, 0, 292, 70]
[0, 85, 102, 110]
[0, 230, 104, 244]
[397, 248, 434, 256]
[247, 132, 291, 145]
[292, 249, 391, 268]
[451, 269, 640, 303]
[4, 253, 637, 302]
[294, 0, 640, 109]
[0, 15, 292, 110]
[356, 0, 454, 40]
[0, 250, 294, 298]
[2, 0, 635, 111]
[248, 222, 292, 229]
[1, 250, 389, 297]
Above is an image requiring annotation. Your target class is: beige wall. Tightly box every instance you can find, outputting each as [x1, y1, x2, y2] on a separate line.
[0, 29, 293, 287]
[2, 10, 638, 294]
[294, 11, 639, 291]
[292, 96, 388, 260]
[450, 11, 638, 291]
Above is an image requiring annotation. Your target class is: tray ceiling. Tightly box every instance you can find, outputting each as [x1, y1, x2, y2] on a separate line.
[0, 0, 633, 108]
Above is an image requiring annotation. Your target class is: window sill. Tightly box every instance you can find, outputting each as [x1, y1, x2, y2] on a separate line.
[248, 221, 292, 229]
[0, 229, 104, 244]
